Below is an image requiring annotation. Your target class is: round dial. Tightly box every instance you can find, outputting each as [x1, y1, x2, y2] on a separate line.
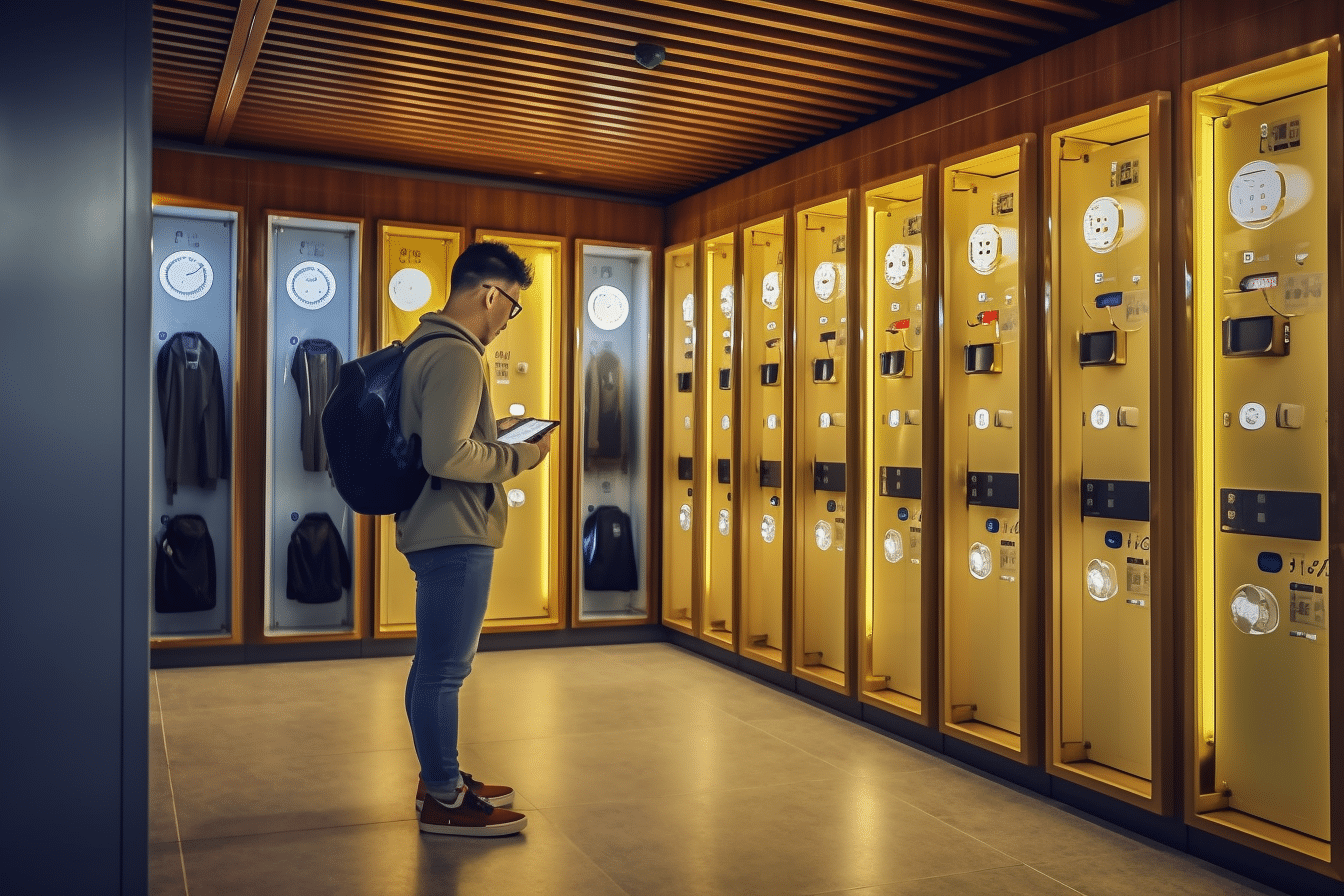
[883, 529, 903, 563]
[506, 488, 526, 508]
[761, 271, 781, 309]
[969, 542, 992, 580]
[287, 261, 337, 310]
[760, 514, 777, 544]
[717, 509, 731, 537]
[967, 223, 1002, 275]
[719, 284, 735, 319]
[884, 244, 912, 289]
[814, 519, 833, 551]
[679, 504, 692, 532]
[1228, 161, 1286, 230]
[1086, 559, 1118, 601]
[766, 414, 778, 430]
[1082, 197, 1125, 253]
[388, 267, 433, 312]
[160, 250, 214, 302]
[1239, 402, 1266, 431]
[1231, 584, 1280, 635]
[1090, 404, 1111, 429]
[813, 262, 838, 302]
[587, 284, 629, 330]
[721, 415, 731, 430]
[682, 293, 695, 323]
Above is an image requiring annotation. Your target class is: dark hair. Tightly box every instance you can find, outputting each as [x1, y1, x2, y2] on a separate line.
[450, 240, 534, 293]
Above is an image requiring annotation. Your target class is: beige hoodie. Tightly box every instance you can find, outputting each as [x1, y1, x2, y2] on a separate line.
[395, 313, 542, 553]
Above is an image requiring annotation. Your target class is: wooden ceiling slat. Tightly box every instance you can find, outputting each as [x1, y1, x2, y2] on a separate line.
[915, 0, 1092, 29]
[243, 59, 791, 157]
[203, 0, 277, 144]
[286, 2, 936, 100]
[254, 37, 852, 136]
[807, 0, 1042, 45]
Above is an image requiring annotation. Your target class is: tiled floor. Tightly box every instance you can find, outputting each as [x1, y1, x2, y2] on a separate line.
[150, 643, 1286, 896]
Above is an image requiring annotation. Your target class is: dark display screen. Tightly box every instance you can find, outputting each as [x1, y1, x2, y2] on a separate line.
[1081, 478, 1150, 521]
[1079, 330, 1121, 366]
[963, 342, 997, 374]
[1220, 488, 1321, 541]
[967, 471, 1019, 508]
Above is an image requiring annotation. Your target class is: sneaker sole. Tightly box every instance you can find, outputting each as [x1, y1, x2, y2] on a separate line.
[417, 794, 513, 811]
[418, 815, 527, 837]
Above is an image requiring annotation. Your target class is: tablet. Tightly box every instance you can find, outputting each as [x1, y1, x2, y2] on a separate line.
[497, 417, 560, 444]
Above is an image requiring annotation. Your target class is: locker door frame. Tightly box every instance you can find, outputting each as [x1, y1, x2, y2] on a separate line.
[937, 134, 1044, 766]
[856, 167, 941, 728]
[662, 239, 699, 636]
[1043, 93, 1175, 816]
[474, 228, 570, 633]
[1180, 39, 1343, 877]
[572, 238, 657, 628]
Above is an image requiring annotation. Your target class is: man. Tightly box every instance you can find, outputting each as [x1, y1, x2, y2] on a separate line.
[397, 240, 551, 836]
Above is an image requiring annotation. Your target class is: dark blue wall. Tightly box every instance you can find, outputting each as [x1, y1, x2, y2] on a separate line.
[0, 2, 152, 893]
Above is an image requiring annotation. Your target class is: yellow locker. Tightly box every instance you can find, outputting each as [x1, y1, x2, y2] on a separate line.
[662, 242, 697, 634]
[700, 232, 737, 649]
[737, 213, 791, 671]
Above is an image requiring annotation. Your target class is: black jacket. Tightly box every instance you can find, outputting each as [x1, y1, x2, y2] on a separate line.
[156, 332, 229, 501]
[292, 338, 343, 472]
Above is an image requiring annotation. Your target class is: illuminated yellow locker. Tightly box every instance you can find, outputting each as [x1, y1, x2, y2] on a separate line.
[940, 136, 1041, 763]
[662, 242, 697, 634]
[737, 212, 791, 671]
[793, 192, 857, 695]
[1187, 45, 1337, 866]
[373, 222, 464, 636]
[860, 169, 937, 722]
[474, 230, 567, 631]
[1046, 95, 1172, 810]
[700, 232, 737, 649]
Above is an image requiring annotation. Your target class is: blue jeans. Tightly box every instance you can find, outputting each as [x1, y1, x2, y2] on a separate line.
[404, 544, 494, 795]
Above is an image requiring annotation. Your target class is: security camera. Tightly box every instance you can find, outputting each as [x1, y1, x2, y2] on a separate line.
[634, 42, 666, 69]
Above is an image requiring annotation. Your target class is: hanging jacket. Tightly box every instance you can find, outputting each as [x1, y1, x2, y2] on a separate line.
[583, 348, 628, 472]
[155, 514, 217, 613]
[582, 505, 639, 592]
[156, 332, 229, 502]
[291, 338, 343, 472]
[286, 512, 352, 604]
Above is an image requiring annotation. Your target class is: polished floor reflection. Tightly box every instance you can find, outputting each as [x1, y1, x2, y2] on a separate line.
[150, 643, 1284, 896]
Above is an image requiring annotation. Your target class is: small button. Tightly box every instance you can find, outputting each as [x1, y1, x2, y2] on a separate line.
[1117, 406, 1141, 427]
[986, 518, 1000, 533]
[826, 499, 837, 513]
[1105, 530, 1123, 549]
[1276, 403, 1304, 429]
[1257, 552, 1284, 573]
[905, 410, 922, 426]
[897, 507, 909, 521]
[995, 410, 1013, 428]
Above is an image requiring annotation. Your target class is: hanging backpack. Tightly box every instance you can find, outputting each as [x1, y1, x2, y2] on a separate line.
[286, 513, 351, 604]
[320, 332, 457, 515]
[154, 514, 217, 613]
[582, 505, 639, 592]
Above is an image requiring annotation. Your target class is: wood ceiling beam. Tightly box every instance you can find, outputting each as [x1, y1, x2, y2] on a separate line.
[917, 0, 1094, 28]
[203, 0, 277, 145]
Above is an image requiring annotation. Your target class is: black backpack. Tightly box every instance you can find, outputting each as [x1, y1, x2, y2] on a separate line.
[320, 332, 457, 515]
[286, 513, 351, 604]
[581, 505, 639, 592]
[154, 514, 217, 613]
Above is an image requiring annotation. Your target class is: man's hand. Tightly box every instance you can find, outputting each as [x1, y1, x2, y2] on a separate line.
[533, 430, 553, 463]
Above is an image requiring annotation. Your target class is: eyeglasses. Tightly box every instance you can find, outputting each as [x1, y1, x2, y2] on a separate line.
[485, 283, 523, 319]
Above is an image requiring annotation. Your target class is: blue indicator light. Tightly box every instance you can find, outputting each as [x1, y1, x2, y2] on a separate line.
[1105, 530, 1123, 549]
[1095, 291, 1123, 308]
[1257, 552, 1283, 574]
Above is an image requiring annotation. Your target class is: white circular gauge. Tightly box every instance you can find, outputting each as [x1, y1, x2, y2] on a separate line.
[587, 284, 630, 330]
[761, 271, 781, 309]
[814, 519, 833, 551]
[679, 504, 692, 532]
[1082, 197, 1125, 253]
[719, 284, 735, 318]
[721, 415, 731, 430]
[1086, 559, 1119, 601]
[761, 514, 777, 544]
[813, 262, 837, 302]
[159, 250, 214, 302]
[388, 267, 433, 312]
[967, 223, 1003, 275]
[1090, 404, 1111, 429]
[884, 244, 913, 289]
[1239, 402, 1266, 431]
[682, 293, 695, 323]
[974, 408, 991, 430]
[1231, 584, 1280, 635]
[1228, 161, 1286, 230]
[888, 410, 901, 428]
[287, 261, 337, 310]
[506, 488, 526, 508]
[718, 509, 731, 537]
[969, 542, 993, 580]
[883, 529, 904, 563]
[766, 414, 778, 430]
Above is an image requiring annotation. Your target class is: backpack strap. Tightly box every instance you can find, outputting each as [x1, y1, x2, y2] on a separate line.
[400, 329, 484, 493]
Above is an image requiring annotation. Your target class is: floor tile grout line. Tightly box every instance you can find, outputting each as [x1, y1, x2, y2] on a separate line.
[527, 805, 638, 896]
[153, 671, 190, 896]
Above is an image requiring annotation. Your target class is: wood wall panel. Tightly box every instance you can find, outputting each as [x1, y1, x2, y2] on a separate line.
[153, 147, 662, 641]
[1181, 0, 1299, 41]
[1181, 0, 1344, 82]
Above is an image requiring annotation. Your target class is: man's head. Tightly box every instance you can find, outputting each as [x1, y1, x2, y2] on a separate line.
[443, 241, 535, 345]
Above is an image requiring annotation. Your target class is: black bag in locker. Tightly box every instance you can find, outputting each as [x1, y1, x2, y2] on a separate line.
[581, 505, 639, 592]
[155, 515, 217, 613]
[286, 513, 352, 604]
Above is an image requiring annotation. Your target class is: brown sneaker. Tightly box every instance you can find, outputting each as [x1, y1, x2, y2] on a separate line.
[418, 788, 527, 837]
[416, 773, 515, 811]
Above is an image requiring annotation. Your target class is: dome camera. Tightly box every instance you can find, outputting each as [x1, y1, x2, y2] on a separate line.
[634, 42, 666, 69]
